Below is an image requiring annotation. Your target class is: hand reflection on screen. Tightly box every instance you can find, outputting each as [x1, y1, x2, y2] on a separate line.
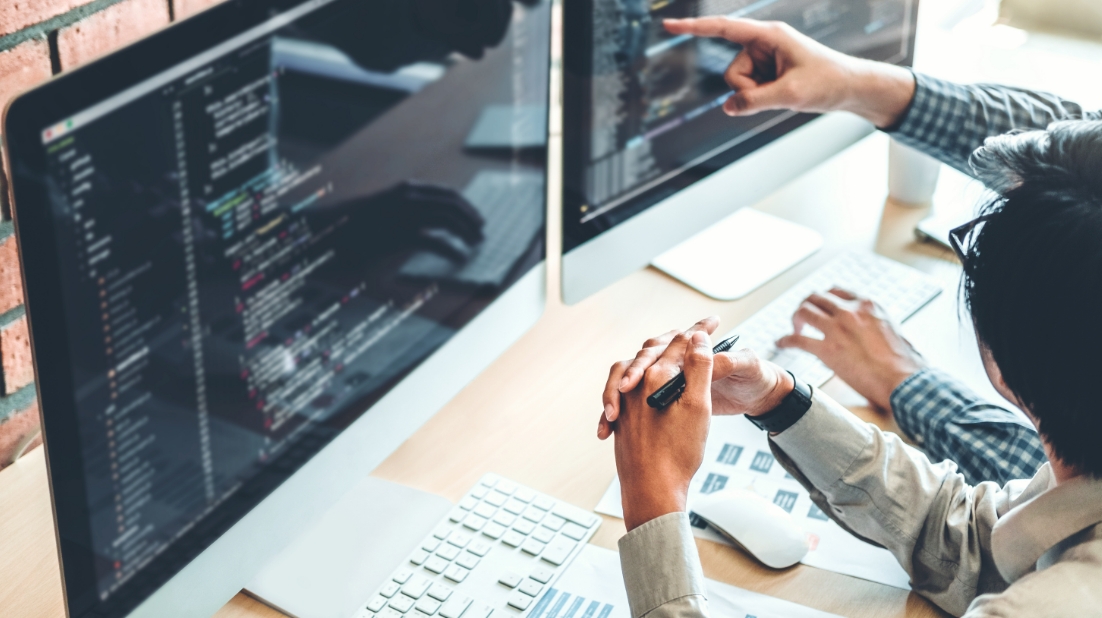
[312, 180, 485, 262]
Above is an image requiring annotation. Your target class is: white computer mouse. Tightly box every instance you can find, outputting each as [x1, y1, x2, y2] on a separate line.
[690, 488, 810, 569]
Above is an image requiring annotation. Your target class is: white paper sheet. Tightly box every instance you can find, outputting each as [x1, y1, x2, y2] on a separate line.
[594, 415, 912, 590]
[552, 545, 843, 618]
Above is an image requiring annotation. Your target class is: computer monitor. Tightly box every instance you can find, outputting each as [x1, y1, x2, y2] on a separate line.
[2, 0, 550, 616]
[561, 0, 920, 304]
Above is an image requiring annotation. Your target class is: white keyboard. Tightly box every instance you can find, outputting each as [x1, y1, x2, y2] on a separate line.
[352, 475, 600, 618]
[724, 252, 942, 386]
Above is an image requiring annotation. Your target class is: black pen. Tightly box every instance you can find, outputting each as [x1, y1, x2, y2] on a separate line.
[646, 334, 740, 409]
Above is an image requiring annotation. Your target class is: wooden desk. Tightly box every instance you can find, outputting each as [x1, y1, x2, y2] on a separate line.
[0, 130, 962, 617]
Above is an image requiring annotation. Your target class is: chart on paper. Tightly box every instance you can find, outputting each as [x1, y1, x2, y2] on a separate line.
[594, 416, 912, 590]
[557, 545, 844, 618]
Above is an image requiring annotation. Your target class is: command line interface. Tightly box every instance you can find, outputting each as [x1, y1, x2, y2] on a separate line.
[564, 0, 916, 249]
[38, 0, 549, 606]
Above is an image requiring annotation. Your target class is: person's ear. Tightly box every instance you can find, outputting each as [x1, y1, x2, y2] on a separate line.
[977, 340, 1030, 417]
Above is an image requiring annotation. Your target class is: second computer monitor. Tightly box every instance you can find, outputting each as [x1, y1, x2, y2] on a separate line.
[561, 0, 920, 304]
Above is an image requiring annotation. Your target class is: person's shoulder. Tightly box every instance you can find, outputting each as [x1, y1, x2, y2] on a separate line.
[964, 533, 1102, 617]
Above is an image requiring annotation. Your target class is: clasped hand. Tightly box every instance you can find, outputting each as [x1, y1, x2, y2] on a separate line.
[598, 317, 792, 531]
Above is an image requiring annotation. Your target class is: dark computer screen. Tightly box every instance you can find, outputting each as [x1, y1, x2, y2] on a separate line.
[20, 0, 548, 614]
[562, 0, 918, 251]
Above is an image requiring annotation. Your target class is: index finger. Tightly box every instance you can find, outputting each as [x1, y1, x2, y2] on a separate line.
[619, 316, 720, 392]
[663, 16, 769, 43]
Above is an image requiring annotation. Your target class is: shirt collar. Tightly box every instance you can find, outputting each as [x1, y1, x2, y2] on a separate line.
[992, 464, 1102, 582]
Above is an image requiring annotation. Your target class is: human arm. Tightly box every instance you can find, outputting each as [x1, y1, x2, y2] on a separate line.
[775, 288, 1046, 486]
[662, 17, 1102, 176]
[600, 329, 718, 618]
[891, 368, 1047, 486]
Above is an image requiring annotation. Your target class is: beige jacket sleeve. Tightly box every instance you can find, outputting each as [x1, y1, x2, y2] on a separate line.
[770, 392, 1024, 617]
[618, 512, 709, 618]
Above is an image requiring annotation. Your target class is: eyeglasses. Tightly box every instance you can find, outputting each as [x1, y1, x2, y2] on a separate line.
[948, 214, 993, 266]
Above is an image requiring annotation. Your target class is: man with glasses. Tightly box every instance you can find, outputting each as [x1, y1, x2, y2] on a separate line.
[659, 16, 1102, 487]
[597, 120, 1102, 618]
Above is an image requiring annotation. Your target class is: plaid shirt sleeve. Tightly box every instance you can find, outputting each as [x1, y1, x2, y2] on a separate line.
[889, 368, 1047, 486]
[887, 72, 1102, 176]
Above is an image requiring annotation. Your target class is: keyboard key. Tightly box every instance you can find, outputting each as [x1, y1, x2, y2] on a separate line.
[513, 520, 536, 535]
[482, 523, 506, 539]
[473, 503, 496, 519]
[484, 491, 508, 507]
[355, 610, 375, 618]
[455, 552, 479, 569]
[529, 566, 554, 584]
[409, 550, 430, 566]
[521, 507, 545, 523]
[496, 480, 518, 495]
[560, 523, 587, 541]
[531, 527, 555, 544]
[433, 527, 452, 540]
[514, 488, 536, 503]
[443, 564, 469, 583]
[447, 532, 472, 548]
[393, 569, 414, 584]
[390, 595, 415, 613]
[424, 556, 450, 574]
[552, 504, 598, 528]
[416, 598, 442, 615]
[436, 544, 460, 561]
[501, 531, 525, 547]
[466, 604, 493, 618]
[503, 499, 526, 515]
[462, 514, 488, 531]
[402, 577, 431, 599]
[439, 595, 472, 618]
[518, 579, 543, 597]
[540, 515, 565, 532]
[367, 596, 388, 612]
[493, 512, 516, 527]
[480, 474, 499, 488]
[427, 584, 453, 602]
[470, 485, 489, 500]
[468, 540, 492, 557]
[459, 497, 479, 511]
[506, 592, 532, 611]
[448, 509, 467, 523]
[380, 582, 401, 598]
[379, 608, 405, 618]
[533, 496, 555, 511]
[498, 572, 523, 588]
[422, 539, 441, 553]
[520, 539, 545, 556]
[540, 540, 574, 566]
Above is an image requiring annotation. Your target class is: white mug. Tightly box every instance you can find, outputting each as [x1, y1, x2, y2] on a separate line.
[888, 138, 942, 207]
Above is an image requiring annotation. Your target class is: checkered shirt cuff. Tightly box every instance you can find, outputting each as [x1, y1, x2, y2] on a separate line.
[890, 368, 1047, 486]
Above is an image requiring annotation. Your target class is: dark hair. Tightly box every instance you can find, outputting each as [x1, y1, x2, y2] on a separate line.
[964, 120, 1102, 478]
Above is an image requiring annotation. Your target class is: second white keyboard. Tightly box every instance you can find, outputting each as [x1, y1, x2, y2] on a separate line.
[352, 474, 600, 618]
[723, 252, 942, 386]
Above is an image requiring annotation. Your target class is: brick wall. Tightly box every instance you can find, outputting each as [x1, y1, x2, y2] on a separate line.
[0, 0, 227, 469]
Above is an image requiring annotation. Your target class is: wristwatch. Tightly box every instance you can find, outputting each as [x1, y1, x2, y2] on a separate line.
[745, 371, 813, 434]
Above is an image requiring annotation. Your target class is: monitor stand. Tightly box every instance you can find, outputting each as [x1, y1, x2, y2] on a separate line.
[651, 208, 823, 301]
[245, 476, 453, 618]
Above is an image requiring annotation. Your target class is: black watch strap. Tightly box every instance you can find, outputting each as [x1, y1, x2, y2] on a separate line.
[746, 371, 813, 434]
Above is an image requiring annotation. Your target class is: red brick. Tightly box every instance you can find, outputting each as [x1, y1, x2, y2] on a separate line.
[0, 38, 53, 117]
[57, 0, 169, 70]
[175, 0, 227, 20]
[0, 235, 24, 315]
[0, 0, 87, 38]
[1, 316, 32, 395]
[0, 400, 40, 469]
